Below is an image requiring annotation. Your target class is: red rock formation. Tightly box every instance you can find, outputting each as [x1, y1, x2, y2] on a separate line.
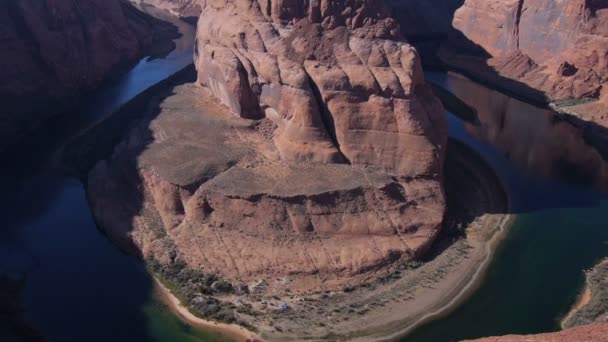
[451, 0, 608, 101]
[391, 0, 608, 127]
[87, 0, 447, 294]
[195, 0, 446, 170]
[466, 323, 608, 342]
[0, 0, 178, 152]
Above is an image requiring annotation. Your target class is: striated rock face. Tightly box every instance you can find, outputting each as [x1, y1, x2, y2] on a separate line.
[88, 0, 447, 294]
[391, 0, 608, 127]
[451, 0, 608, 101]
[195, 0, 446, 170]
[0, 0, 178, 152]
[466, 323, 608, 342]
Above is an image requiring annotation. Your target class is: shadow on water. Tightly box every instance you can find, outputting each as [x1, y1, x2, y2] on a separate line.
[0, 66, 216, 342]
[0, 13, 212, 341]
[0, 138, 155, 342]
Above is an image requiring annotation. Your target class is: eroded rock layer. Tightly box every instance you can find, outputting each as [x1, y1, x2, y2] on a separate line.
[88, 0, 447, 293]
[0, 0, 178, 152]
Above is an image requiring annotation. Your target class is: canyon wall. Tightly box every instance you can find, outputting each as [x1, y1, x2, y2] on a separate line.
[87, 0, 448, 294]
[0, 0, 178, 152]
[391, 0, 608, 127]
[451, 0, 608, 101]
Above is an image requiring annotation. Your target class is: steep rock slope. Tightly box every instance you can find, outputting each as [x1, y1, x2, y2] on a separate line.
[450, 0, 608, 102]
[391, 0, 608, 127]
[87, 0, 447, 294]
[0, 0, 178, 152]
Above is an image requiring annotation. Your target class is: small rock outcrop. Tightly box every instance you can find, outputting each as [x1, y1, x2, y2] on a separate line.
[0, 0, 178, 152]
[87, 0, 447, 294]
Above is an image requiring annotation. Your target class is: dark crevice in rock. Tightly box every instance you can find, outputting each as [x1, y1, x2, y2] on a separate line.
[303, 68, 350, 164]
[514, 0, 526, 50]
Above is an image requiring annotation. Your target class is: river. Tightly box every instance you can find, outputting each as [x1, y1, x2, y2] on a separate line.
[1, 19, 606, 342]
[403, 72, 608, 341]
[0, 13, 227, 342]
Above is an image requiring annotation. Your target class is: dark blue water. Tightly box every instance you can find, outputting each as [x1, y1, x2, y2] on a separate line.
[0, 16, 227, 342]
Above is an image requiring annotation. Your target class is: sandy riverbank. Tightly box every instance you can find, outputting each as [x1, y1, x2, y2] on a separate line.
[561, 285, 592, 329]
[154, 278, 261, 342]
[361, 214, 513, 342]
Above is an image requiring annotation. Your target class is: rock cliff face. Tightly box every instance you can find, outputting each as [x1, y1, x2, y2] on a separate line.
[391, 0, 608, 127]
[87, 0, 447, 294]
[0, 0, 178, 152]
[441, 72, 608, 191]
[451, 0, 608, 102]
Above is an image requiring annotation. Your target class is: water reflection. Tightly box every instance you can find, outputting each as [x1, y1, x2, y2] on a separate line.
[429, 72, 608, 191]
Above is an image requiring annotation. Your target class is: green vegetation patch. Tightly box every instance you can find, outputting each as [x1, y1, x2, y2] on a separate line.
[147, 258, 248, 325]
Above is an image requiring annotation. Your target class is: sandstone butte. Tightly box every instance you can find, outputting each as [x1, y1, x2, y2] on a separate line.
[466, 322, 608, 342]
[393, 0, 608, 127]
[0, 0, 178, 152]
[87, 0, 448, 294]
